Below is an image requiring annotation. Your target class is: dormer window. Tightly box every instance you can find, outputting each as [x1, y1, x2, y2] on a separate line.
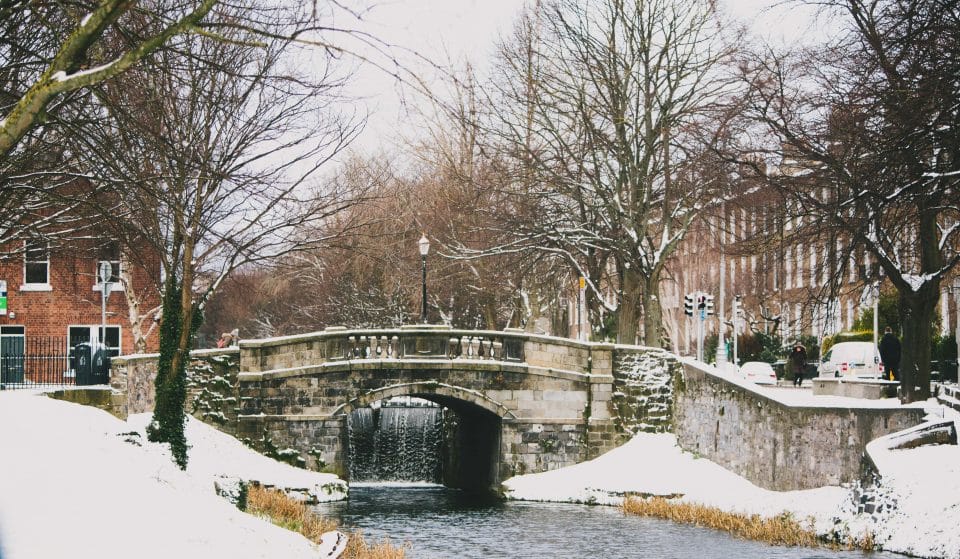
[22, 240, 51, 291]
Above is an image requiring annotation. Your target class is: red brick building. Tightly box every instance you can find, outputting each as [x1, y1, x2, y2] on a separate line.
[0, 237, 161, 376]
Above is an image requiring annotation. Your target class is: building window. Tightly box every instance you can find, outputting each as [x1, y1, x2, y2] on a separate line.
[94, 240, 123, 291]
[22, 240, 51, 290]
[785, 247, 793, 290]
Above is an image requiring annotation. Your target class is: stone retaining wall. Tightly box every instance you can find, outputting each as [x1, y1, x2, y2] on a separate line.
[109, 348, 240, 422]
[673, 361, 925, 491]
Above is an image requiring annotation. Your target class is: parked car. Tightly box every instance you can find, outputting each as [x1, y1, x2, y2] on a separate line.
[739, 361, 778, 385]
[817, 341, 882, 378]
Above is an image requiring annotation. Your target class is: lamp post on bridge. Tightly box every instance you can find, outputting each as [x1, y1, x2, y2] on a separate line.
[419, 234, 430, 323]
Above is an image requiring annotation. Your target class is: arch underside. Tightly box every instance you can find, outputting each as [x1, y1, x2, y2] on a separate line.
[333, 381, 515, 420]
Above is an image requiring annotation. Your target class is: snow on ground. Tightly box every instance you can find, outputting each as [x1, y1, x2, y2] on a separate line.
[124, 412, 347, 503]
[503, 432, 849, 527]
[845, 405, 960, 559]
[504, 402, 960, 559]
[0, 390, 346, 559]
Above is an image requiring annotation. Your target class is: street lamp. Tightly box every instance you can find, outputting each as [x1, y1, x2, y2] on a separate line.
[418, 234, 430, 323]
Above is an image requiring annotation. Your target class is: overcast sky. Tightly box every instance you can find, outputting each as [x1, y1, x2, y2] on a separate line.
[342, 0, 832, 154]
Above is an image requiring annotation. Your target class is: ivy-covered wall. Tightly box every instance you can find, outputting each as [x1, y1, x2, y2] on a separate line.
[111, 348, 240, 427]
[186, 349, 241, 436]
[609, 348, 680, 437]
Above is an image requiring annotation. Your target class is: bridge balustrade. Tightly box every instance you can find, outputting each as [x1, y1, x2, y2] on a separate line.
[305, 326, 526, 365]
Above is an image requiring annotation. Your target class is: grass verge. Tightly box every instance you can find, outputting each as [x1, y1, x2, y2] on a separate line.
[246, 484, 408, 559]
[622, 496, 875, 551]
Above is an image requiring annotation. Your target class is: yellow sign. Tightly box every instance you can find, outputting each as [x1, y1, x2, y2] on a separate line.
[578, 277, 586, 289]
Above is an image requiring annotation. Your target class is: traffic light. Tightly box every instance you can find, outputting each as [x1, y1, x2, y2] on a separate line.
[733, 295, 743, 318]
[705, 294, 715, 316]
[684, 293, 695, 316]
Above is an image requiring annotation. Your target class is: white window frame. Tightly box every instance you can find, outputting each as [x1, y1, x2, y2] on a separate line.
[67, 325, 122, 356]
[21, 240, 51, 291]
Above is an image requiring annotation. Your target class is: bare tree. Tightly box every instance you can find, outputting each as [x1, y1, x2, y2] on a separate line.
[0, 0, 222, 158]
[733, 0, 960, 402]
[75, 9, 366, 466]
[468, 0, 736, 345]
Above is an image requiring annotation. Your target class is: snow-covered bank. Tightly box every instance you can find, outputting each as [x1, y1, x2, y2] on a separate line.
[503, 432, 848, 525]
[0, 391, 346, 559]
[503, 407, 960, 559]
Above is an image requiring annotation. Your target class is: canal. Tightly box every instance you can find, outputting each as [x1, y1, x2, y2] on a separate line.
[315, 485, 905, 558]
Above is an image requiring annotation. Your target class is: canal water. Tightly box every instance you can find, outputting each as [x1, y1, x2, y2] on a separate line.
[315, 485, 905, 559]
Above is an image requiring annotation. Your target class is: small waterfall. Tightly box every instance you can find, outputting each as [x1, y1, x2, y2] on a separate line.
[347, 408, 378, 481]
[348, 404, 444, 483]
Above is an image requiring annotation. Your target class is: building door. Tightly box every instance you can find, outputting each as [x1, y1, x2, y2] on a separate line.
[0, 326, 25, 384]
[67, 326, 121, 356]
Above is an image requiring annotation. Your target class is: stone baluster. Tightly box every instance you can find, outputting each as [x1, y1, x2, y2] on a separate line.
[390, 335, 400, 358]
[492, 338, 503, 360]
[374, 335, 384, 357]
[349, 336, 359, 358]
[469, 336, 481, 358]
[477, 336, 486, 358]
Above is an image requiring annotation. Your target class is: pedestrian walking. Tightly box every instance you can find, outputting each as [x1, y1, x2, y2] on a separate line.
[879, 326, 902, 381]
[789, 343, 807, 387]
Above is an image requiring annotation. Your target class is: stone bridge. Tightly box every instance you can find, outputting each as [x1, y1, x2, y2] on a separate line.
[110, 324, 928, 493]
[231, 325, 677, 491]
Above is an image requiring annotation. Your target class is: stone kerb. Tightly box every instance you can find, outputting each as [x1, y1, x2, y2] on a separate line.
[673, 360, 925, 491]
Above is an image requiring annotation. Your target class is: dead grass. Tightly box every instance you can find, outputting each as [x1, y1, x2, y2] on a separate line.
[623, 496, 826, 549]
[246, 485, 408, 559]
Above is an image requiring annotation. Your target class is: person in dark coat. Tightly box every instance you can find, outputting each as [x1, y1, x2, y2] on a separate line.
[879, 326, 902, 381]
[789, 343, 807, 387]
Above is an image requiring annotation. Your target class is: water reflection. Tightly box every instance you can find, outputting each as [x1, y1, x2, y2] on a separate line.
[315, 485, 902, 559]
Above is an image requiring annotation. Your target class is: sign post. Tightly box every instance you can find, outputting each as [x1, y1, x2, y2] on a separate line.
[99, 262, 113, 348]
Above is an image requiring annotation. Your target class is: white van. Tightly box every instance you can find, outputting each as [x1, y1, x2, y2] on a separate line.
[817, 341, 882, 378]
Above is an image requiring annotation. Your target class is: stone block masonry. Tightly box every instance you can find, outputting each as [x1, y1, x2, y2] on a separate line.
[673, 361, 925, 491]
[610, 347, 679, 437]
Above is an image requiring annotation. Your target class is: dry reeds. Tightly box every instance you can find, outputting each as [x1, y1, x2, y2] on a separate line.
[246, 485, 408, 559]
[622, 496, 820, 548]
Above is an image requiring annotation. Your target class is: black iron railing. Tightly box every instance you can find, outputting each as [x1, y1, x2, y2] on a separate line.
[0, 337, 74, 390]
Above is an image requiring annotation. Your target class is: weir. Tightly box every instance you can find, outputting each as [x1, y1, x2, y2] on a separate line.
[347, 402, 444, 483]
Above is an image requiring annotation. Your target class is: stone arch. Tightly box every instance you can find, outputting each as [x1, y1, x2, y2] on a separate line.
[335, 381, 510, 491]
[332, 381, 516, 420]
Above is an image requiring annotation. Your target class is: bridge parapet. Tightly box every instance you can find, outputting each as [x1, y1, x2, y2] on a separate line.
[238, 325, 614, 378]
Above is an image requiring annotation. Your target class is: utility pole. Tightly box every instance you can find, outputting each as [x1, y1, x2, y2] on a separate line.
[733, 295, 742, 367]
[872, 280, 880, 351]
[717, 203, 726, 365]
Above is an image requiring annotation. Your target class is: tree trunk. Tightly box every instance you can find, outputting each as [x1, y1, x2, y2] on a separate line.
[148, 274, 189, 467]
[898, 286, 938, 403]
[617, 265, 643, 345]
[642, 274, 664, 348]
